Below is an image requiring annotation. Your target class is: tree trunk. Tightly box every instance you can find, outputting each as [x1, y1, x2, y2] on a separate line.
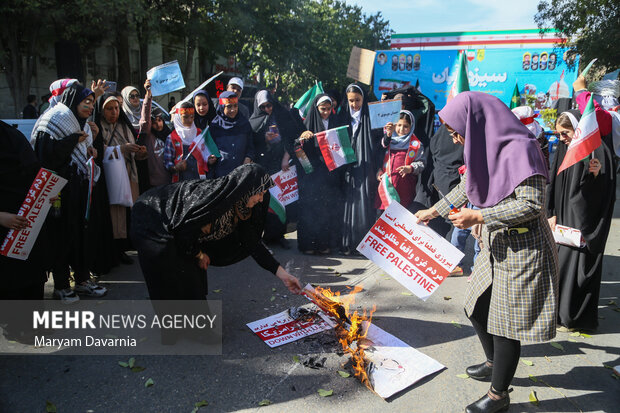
[184, 37, 196, 91]
[1, 25, 39, 117]
[136, 20, 150, 91]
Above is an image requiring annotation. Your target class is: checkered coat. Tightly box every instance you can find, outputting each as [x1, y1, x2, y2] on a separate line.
[435, 174, 559, 342]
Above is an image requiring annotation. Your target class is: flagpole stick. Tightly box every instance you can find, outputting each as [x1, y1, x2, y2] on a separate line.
[171, 71, 224, 113]
[184, 142, 198, 161]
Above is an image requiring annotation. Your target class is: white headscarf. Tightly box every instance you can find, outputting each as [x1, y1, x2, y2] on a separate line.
[173, 113, 198, 146]
[512, 105, 543, 137]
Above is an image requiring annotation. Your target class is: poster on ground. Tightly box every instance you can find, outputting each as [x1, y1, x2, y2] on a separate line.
[357, 202, 464, 301]
[246, 305, 332, 348]
[1, 168, 67, 260]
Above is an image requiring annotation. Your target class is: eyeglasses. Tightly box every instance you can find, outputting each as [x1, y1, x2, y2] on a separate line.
[129, 94, 139, 99]
[261, 103, 273, 110]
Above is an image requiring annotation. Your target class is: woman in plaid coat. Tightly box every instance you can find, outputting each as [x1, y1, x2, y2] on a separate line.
[416, 92, 558, 413]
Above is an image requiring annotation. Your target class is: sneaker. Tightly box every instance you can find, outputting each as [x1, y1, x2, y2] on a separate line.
[74, 280, 107, 297]
[53, 288, 80, 304]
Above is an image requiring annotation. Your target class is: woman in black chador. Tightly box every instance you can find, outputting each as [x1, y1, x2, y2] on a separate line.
[547, 109, 615, 331]
[130, 164, 302, 300]
[295, 93, 344, 254]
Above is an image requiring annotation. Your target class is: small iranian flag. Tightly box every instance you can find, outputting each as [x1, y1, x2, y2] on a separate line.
[190, 127, 221, 161]
[315, 126, 357, 171]
[557, 96, 602, 175]
[268, 191, 286, 224]
[378, 172, 400, 208]
[294, 82, 324, 119]
[510, 82, 520, 109]
[447, 50, 470, 103]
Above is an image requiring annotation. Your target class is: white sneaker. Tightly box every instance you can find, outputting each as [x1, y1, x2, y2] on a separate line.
[74, 280, 107, 297]
[53, 288, 80, 304]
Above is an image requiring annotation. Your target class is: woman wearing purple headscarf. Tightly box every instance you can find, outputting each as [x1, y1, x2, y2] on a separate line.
[416, 92, 558, 413]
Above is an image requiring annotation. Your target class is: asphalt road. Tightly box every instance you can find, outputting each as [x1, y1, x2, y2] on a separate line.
[1, 189, 619, 413]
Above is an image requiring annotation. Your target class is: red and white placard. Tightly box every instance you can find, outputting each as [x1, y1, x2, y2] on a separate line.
[357, 202, 464, 301]
[1, 168, 67, 260]
[270, 166, 299, 206]
[247, 306, 332, 348]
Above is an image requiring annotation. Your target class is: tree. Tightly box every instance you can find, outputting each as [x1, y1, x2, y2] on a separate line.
[229, 0, 392, 103]
[535, 0, 620, 72]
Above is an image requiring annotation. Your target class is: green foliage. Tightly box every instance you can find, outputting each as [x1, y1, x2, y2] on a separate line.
[535, 0, 620, 71]
[540, 108, 557, 129]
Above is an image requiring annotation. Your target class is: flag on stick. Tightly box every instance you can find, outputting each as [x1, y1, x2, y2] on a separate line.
[447, 51, 470, 103]
[190, 127, 221, 161]
[557, 96, 602, 175]
[294, 82, 324, 119]
[510, 82, 520, 109]
[315, 126, 357, 171]
[268, 192, 286, 224]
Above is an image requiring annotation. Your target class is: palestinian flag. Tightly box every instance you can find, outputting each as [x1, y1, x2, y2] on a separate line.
[378, 172, 400, 208]
[510, 82, 520, 109]
[294, 82, 324, 119]
[315, 126, 357, 171]
[557, 95, 602, 175]
[447, 50, 470, 103]
[193, 127, 221, 160]
[268, 190, 286, 224]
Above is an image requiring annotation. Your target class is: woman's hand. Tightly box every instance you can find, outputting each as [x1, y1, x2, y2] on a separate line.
[415, 207, 438, 224]
[87, 121, 99, 138]
[87, 146, 98, 159]
[448, 208, 484, 229]
[385, 122, 394, 138]
[275, 266, 302, 294]
[281, 152, 291, 171]
[588, 158, 601, 177]
[396, 165, 413, 177]
[208, 155, 217, 165]
[77, 131, 88, 143]
[376, 169, 384, 182]
[196, 251, 210, 270]
[144, 79, 152, 97]
[120, 143, 139, 155]
[91, 79, 109, 99]
[0, 212, 28, 231]
[299, 131, 314, 142]
[572, 75, 587, 92]
[548, 215, 557, 232]
[174, 160, 187, 172]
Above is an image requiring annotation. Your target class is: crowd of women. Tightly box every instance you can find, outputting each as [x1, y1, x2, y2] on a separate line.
[0, 68, 617, 411]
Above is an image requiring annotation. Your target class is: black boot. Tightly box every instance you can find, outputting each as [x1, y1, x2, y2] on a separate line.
[465, 387, 511, 413]
[466, 360, 493, 380]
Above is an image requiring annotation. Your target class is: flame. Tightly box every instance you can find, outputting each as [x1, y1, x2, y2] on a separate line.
[312, 286, 377, 390]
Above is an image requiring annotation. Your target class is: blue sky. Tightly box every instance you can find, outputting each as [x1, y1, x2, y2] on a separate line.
[345, 0, 541, 34]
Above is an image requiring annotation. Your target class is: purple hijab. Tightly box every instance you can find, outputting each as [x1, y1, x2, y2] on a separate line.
[438, 91, 549, 208]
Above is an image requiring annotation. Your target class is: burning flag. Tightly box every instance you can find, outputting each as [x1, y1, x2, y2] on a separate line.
[557, 95, 602, 175]
[315, 126, 357, 171]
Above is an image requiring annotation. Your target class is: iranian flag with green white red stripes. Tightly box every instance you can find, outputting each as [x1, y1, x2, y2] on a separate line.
[315, 126, 357, 171]
[268, 191, 286, 224]
[556, 95, 601, 175]
[378, 172, 400, 208]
